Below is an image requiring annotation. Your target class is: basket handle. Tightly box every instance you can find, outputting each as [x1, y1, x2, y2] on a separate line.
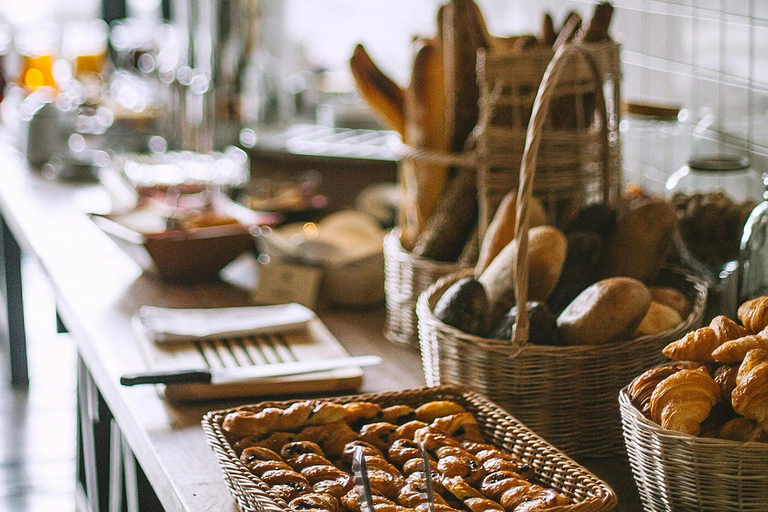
[511, 43, 611, 346]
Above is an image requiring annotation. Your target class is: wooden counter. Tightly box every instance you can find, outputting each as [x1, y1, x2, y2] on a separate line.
[0, 137, 641, 511]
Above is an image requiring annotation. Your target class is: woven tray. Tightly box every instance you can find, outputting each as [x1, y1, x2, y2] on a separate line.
[619, 377, 768, 511]
[383, 230, 466, 349]
[417, 267, 707, 457]
[202, 385, 618, 512]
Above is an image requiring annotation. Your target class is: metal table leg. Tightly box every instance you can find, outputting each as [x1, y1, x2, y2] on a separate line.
[1, 214, 28, 387]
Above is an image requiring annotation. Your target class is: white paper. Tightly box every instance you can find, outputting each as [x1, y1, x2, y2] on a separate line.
[137, 303, 316, 344]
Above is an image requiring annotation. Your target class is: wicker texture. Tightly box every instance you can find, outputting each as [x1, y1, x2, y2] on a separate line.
[418, 267, 707, 457]
[416, 43, 707, 457]
[619, 381, 768, 511]
[383, 230, 466, 348]
[202, 385, 618, 512]
[475, 41, 622, 236]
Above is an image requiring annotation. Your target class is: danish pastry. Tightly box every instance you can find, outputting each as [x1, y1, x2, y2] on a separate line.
[275, 401, 315, 431]
[431, 412, 485, 443]
[289, 492, 341, 512]
[394, 420, 429, 440]
[380, 405, 417, 425]
[360, 422, 399, 451]
[341, 440, 384, 466]
[388, 438, 420, 467]
[649, 368, 720, 435]
[343, 401, 383, 426]
[414, 401, 466, 422]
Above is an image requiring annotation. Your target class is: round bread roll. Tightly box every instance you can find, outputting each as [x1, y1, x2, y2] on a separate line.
[557, 277, 652, 345]
[649, 286, 692, 319]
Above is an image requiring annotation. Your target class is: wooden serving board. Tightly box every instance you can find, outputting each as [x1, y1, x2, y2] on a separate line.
[133, 316, 363, 402]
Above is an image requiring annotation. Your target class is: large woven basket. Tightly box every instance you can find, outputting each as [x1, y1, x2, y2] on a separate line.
[475, 40, 621, 236]
[416, 43, 708, 457]
[418, 267, 707, 457]
[383, 230, 466, 349]
[202, 385, 618, 512]
[619, 380, 768, 511]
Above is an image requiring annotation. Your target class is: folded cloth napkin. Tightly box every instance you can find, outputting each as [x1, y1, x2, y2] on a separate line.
[137, 302, 316, 344]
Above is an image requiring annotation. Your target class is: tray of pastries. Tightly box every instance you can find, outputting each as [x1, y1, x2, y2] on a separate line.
[202, 385, 616, 512]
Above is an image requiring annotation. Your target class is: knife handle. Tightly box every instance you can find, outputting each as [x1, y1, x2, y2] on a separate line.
[120, 369, 213, 386]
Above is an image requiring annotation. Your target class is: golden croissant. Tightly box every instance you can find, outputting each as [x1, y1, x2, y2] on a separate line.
[714, 417, 768, 443]
[649, 368, 720, 435]
[629, 362, 699, 418]
[712, 364, 739, 402]
[663, 315, 750, 362]
[732, 349, 768, 430]
[711, 327, 768, 363]
[738, 296, 768, 333]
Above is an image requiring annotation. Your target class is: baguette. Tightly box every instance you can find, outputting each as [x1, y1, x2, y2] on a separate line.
[540, 13, 557, 47]
[579, 2, 614, 43]
[442, 0, 488, 153]
[403, 37, 448, 236]
[349, 44, 405, 136]
[411, 170, 478, 262]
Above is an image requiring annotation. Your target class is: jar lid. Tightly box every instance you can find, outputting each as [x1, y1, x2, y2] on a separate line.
[688, 156, 750, 172]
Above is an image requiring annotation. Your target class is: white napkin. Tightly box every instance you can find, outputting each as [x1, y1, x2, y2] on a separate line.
[137, 303, 316, 344]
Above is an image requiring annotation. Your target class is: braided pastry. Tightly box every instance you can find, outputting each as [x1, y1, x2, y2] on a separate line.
[222, 407, 282, 437]
[712, 327, 768, 363]
[649, 368, 720, 435]
[732, 349, 768, 430]
[306, 403, 346, 426]
[247, 432, 299, 454]
[275, 401, 315, 431]
[738, 296, 768, 333]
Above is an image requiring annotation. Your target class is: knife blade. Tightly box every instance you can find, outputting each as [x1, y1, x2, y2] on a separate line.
[120, 355, 382, 386]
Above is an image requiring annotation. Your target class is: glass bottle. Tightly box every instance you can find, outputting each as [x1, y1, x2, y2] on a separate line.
[739, 173, 768, 301]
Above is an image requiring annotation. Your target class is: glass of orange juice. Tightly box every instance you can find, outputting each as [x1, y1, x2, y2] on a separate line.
[63, 20, 109, 80]
[14, 23, 60, 92]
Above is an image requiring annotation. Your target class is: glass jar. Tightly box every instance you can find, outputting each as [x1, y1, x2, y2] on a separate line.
[739, 173, 768, 302]
[620, 100, 690, 196]
[666, 156, 763, 317]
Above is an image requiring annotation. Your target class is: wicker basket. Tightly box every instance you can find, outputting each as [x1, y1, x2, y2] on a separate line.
[475, 40, 621, 236]
[202, 385, 618, 512]
[383, 230, 466, 349]
[416, 44, 708, 457]
[619, 380, 768, 511]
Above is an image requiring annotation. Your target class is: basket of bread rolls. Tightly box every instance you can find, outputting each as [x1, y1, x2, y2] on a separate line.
[416, 43, 708, 458]
[619, 297, 768, 511]
[352, 1, 622, 349]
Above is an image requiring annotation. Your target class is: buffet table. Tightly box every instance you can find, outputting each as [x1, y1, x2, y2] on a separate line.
[0, 137, 642, 511]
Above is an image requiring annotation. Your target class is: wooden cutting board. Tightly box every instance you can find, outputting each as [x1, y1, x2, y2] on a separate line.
[133, 316, 364, 402]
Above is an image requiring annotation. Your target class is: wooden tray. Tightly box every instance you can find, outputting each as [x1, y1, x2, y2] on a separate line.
[202, 385, 618, 512]
[133, 316, 363, 401]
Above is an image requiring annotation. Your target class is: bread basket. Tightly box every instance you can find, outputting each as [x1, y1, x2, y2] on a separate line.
[202, 385, 618, 512]
[416, 43, 708, 457]
[383, 230, 466, 348]
[619, 376, 768, 511]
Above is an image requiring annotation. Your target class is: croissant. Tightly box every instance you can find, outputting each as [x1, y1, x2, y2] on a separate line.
[732, 349, 768, 430]
[738, 296, 768, 333]
[649, 368, 721, 435]
[662, 316, 748, 362]
[629, 362, 700, 417]
[714, 417, 768, 443]
[711, 327, 768, 363]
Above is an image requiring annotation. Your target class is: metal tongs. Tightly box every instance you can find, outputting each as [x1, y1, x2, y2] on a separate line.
[352, 446, 376, 512]
[419, 442, 437, 512]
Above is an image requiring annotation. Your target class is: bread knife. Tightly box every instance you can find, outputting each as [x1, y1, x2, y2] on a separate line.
[120, 355, 382, 386]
